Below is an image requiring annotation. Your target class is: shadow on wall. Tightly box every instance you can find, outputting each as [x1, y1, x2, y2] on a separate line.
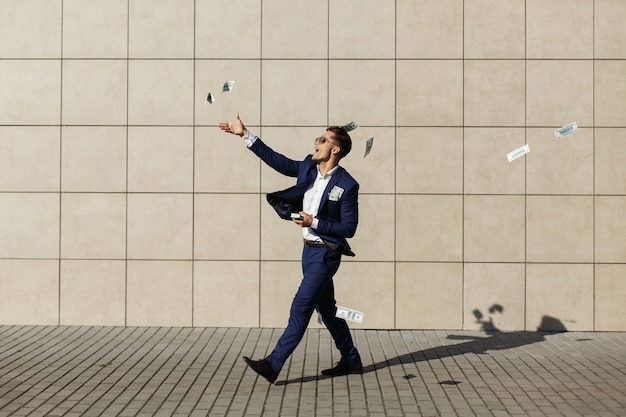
[472, 304, 568, 333]
[278, 307, 568, 385]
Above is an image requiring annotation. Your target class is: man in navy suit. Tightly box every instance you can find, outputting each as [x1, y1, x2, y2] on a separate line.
[218, 113, 362, 384]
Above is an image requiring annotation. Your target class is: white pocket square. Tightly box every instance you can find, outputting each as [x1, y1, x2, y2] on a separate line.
[328, 186, 344, 201]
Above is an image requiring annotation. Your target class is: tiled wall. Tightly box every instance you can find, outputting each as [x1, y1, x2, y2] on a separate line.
[1, 0, 625, 331]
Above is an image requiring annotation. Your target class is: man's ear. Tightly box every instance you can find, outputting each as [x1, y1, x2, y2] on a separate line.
[332, 146, 340, 155]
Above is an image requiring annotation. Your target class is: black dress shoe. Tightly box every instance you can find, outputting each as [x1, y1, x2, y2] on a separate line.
[321, 362, 363, 376]
[243, 356, 278, 384]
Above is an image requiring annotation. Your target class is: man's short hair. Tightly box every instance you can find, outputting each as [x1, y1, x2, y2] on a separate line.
[327, 126, 352, 159]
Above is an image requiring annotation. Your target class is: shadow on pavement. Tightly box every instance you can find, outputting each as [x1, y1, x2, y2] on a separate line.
[277, 313, 567, 386]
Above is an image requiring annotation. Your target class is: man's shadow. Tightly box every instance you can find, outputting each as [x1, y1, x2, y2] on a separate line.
[276, 307, 568, 386]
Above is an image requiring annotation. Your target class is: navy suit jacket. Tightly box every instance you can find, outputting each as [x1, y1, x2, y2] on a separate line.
[249, 138, 359, 257]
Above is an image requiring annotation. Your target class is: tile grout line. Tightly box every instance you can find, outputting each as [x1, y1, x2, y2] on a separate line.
[124, 0, 130, 327]
[57, 0, 65, 327]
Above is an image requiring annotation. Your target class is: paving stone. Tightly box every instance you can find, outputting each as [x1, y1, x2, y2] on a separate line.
[0, 327, 624, 416]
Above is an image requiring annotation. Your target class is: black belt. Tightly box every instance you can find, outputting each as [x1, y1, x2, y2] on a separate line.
[303, 239, 329, 248]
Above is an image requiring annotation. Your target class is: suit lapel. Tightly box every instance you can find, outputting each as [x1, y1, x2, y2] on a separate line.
[319, 167, 343, 208]
[266, 162, 345, 220]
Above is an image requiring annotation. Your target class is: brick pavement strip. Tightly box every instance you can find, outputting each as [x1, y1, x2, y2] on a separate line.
[0, 326, 625, 416]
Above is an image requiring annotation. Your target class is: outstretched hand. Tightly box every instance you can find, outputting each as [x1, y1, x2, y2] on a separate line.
[218, 113, 246, 137]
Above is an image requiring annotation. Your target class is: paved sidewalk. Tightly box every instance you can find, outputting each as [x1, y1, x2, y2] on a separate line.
[0, 326, 624, 417]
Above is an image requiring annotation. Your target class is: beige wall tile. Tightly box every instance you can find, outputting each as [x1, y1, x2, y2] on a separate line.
[62, 60, 127, 126]
[464, 128, 526, 194]
[262, 0, 327, 59]
[127, 194, 193, 260]
[527, 196, 593, 263]
[128, 60, 194, 125]
[526, 128, 593, 195]
[595, 0, 626, 59]
[396, 60, 463, 126]
[396, 262, 463, 329]
[127, 260, 192, 326]
[464, 263, 525, 331]
[0, 60, 61, 125]
[62, 0, 127, 58]
[329, 61, 395, 126]
[0, 260, 59, 325]
[527, 0, 593, 59]
[340, 127, 395, 194]
[527, 60, 594, 127]
[195, 127, 261, 193]
[464, 196, 525, 263]
[260, 261, 301, 327]
[128, 0, 194, 58]
[195, 60, 261, 127]
[59, 260, 126, 326]
[196, 0, 261, 59]
[333, 262, 395, 329]
[397, 128, 463, 194]
[595, 128, 626, 195]
[526, 264, 594, 331]
[464, 0, 525, 59]
[128, 127, 193, 193]
[396, 195, 463, 262]
[260, 202, 302, 262]
[195, 194, 260, 260]
[348, 195, 394, 262]
[60, 193, 126, 259]
[595, 60, 626, 126]
[464, 60, 525, 127]
[0, 193, 59, 259]
[261, 61, 328, 126]
[329, 0, 395, 59]
[397, 0, 463, 59]
[193, 261, 260, 327]
[595, 196, 626, 263]
[0, 0, 61, 58]
[61, 127, 126, 192]
[2, 0, 626, 330]
[0, 127, 60, 192]
[595, 264, 626, 331]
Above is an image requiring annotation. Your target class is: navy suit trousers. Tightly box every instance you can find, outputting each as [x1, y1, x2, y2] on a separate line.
[266, 245, 360, 373]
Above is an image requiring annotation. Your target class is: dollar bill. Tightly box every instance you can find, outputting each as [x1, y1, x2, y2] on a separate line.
[222, 80, 235, 93]
[335, 306, 363, 324]
[554, 121, 578, 140]
[205, 92, 215, 104]
[341, 121, 358, 132]
[507, 144, 530, 162]
[364, 137, 374, 158]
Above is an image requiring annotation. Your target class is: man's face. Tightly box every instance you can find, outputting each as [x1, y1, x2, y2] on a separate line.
[312, 131, 339, 162]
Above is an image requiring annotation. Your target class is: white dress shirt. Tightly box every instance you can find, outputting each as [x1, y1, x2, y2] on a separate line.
[243, 130, 334, 242]
[301, 165, 337, 242]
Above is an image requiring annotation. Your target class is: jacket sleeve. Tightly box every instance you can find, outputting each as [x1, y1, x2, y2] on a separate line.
[315, 182, 359, 239]
[248, 138, 300, 177]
